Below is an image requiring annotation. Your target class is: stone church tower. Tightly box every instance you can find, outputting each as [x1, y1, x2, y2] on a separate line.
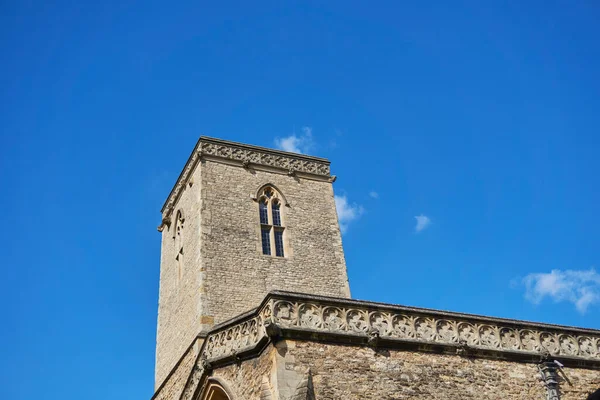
[152, 136, 599, 400]
[154, 137, 350, 386]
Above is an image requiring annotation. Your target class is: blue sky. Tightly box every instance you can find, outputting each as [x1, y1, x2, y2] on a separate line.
[1, 1, 599, 399]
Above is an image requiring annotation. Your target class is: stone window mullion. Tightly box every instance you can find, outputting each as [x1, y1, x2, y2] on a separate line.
[258, 187, 286, 258]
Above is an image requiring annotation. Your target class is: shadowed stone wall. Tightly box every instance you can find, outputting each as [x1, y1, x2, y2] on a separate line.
[210, 345, 276, 400]
[152, 338, 201, 400]
[155, 159, 204, 388]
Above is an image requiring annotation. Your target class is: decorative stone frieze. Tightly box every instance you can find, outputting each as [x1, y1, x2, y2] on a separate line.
[198, 140, 330, 177]
[199, 292, 600, 367]
[161, 137, 331, 215]
[203, 316, 265, 361]
[175, 291, 600, 400]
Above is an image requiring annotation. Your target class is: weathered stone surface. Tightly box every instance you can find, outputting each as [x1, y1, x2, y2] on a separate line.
[151, 338, 201, 400]
[154, 157, 205, 387]
[210, 345, 275, 400]
[284, 341, 600, 400]
[199, 160, 350, 326]
[187, 338, 600, 400]
[155, 137, 349, 387]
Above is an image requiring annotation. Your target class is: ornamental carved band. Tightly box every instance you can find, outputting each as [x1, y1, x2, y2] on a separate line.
[199, 141, 331, 177]
[200, 294, 600, 365]
[265, 299, 600, 360]
[203, 316, 265, 360]
[161, 137, 330, 215]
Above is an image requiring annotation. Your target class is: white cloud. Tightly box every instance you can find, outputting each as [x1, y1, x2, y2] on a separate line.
[522, 268, 600, 313]
[334, 195, 364, 234]
[369, 191, 379, 199]
[274, 126, 314, 154]
[414, 214, 431, 233]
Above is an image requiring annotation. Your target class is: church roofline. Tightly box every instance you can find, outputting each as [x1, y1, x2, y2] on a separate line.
[201, 291, 600, 366]
[160, 136, 332, 214]
[264, 291, 600, 334]
[210, 290, 600, 338]
[156, 290, 600, 399]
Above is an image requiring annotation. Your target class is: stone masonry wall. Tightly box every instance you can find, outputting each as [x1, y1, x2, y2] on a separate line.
[210, 346, 276, 400]
[155, 163, 205, 388]
[152, 338, 201, 400]
[286, 340, 600, 400]
[199, 160, 350, 326]
[206, 340, 600, 400]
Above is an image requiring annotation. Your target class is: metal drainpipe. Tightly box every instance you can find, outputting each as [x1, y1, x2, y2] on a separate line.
[538, 360, 561, 400]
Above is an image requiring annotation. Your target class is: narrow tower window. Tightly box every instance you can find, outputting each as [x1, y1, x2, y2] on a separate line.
[274, 229, 284, 257]
[259, 200, 269, 224]
[261, 227, 271, 255]
[257, 186, 287, 257]
[272, 201, 281, 226]
[173, 211, 185, 282]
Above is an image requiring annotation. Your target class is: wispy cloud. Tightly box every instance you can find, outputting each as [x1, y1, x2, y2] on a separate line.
[274, 126, 314, 154]
[335, 195, 364, 234]
[414, 214, 431, 233]
[521, 268, 600, 313]
[369, 191, 379, 199]
[328, 128, 343, 149]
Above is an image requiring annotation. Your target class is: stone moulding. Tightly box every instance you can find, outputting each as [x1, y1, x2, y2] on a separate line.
[203, 291, 600, 366]
[172, 291, 600, 400]
[202, 292, 600, 366]
[160, 136, 331, 217]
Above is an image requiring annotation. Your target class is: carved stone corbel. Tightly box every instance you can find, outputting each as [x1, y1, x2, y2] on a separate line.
[265, 318, 282, 341]
[456, 339, 471, 357]
[367, 327, 380, 348]
[157, 216, 172, 232]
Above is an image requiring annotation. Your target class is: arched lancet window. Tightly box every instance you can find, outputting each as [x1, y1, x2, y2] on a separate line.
[259, 199, 269, 225]
[257, 186, 286, 257]
[272, 201, 282, 226]
[173, 210, 184, 282]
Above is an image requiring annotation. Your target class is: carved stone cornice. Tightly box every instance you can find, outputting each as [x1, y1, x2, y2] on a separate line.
[204, 292, 600, 366]
[161, 141, 201, 216]
[174, 291, 600, 400]
[161, 137, 331, 215]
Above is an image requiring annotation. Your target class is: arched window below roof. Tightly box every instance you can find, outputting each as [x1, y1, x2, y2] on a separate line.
[257, 186, 287, 258]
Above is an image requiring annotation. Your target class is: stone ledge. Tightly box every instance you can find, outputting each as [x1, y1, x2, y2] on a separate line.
[160, 137, 331, 216]
[201, 291, 600, 367]
[266, 290, 600, 336]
